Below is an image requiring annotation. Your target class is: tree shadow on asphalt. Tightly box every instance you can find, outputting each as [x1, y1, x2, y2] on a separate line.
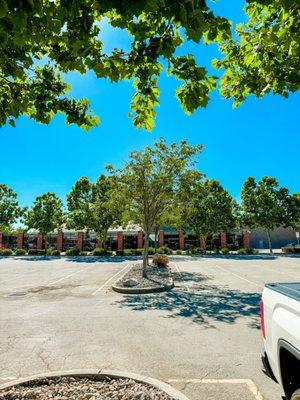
[116, 271, 261, 329]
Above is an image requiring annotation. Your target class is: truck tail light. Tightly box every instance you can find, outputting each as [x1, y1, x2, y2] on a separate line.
[260, 300, 266, 339]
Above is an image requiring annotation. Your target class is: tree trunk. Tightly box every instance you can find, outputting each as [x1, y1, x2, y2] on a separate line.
[199, 235, 206, 250]
[44, 234, 48, 254]
[142, 231, 150, 278]
[266, 230, 273, 254]
[154, 226, 159, 251]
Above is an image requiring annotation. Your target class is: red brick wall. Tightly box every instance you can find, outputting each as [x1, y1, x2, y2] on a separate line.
[158, 230, 164, 247]
[77, 232, 84, 251]
[179, 232, 185, 250]
[17, 232, 24, 249]
[243, 230, 250, 248]
[137, 231, 143, 249]
[56, 231, 63, 252]
[37, 233, 43, 250]
[117, 232, 124, 250]
[220, 232, 227, 248]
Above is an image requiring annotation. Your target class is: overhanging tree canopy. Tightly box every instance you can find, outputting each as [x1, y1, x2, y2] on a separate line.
[216, 0, 300, 106]
[1, 1, 298, 131]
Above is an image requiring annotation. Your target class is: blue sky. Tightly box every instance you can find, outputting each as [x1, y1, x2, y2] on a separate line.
[0, 1, 299, 207]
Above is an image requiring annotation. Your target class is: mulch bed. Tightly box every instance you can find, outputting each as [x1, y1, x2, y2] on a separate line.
[0, 376, 173, 400]
[116, 264, 172, 289]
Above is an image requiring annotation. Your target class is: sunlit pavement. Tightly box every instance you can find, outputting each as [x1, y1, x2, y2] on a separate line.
[0, 255, 299, 399]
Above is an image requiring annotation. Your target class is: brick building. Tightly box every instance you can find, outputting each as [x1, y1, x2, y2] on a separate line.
[0, 225, 253, 251]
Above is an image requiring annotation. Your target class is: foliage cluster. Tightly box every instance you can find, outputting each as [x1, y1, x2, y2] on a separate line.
[0, 1, 298, 130]
[152, 253, 169, 267]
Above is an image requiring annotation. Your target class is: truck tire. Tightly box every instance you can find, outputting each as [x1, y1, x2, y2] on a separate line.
[291, 389, 300, 400]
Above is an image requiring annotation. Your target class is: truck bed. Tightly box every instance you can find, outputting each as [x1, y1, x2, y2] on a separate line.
[266, 282, 300, 302]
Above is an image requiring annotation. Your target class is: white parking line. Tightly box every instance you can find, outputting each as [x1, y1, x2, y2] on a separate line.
[92, 264, 130, 296]
[214, 265, 264, 290]
[172, 263, 190, 292]
[48, 267, 91, 285]
[168, 378, 264, 400]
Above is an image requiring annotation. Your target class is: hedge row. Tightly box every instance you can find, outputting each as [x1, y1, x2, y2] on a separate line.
[0, 246, 258, 257]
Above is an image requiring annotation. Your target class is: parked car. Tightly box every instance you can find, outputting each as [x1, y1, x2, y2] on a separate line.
[260, 282, 300, 400]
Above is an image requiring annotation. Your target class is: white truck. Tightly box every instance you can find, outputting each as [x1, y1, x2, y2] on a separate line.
[261, 282, 300, 400]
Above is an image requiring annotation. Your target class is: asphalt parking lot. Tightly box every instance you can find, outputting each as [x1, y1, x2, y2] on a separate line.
[0, 255, 299, 399]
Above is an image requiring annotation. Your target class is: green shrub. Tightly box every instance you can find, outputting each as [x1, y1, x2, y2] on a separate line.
[152, 253, 169, 267]
[134, 248, 143, 256]
[79, 251, 88, 256]
[93, 247, 109, 256]
[116, 249, 124, 256]
[221, 247, 230, 254]
[28, 249, 46, 255]
[65, 247, 80, 256]
[124, 249, 134, 256]
[175, 249, 182, 255]
[282, 246, 300, 254]
[1, 248, 14, 256]
[148, 247, 155, 255]
[157, 246, 171, 255]
[51, 249, 61, 256]
[14, 248, 27, 256]
[195, 247, 206, 255]
[188, 247, 197, 254]
[238, 247, 258, 255]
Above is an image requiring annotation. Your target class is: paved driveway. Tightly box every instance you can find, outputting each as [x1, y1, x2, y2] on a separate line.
[0, 255, 299, 399]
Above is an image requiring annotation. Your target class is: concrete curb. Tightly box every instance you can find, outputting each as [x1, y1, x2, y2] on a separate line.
[0, 369, 190, 400]
[112, 281, 174, 294]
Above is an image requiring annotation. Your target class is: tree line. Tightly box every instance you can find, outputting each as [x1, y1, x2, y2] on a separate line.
[0, 139, 299, 275]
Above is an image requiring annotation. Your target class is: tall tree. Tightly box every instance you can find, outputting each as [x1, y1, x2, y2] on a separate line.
[90, 174, 121, 248]
[293, 193, 300, 229]
[25, 192, 64, 250]
[67, 174, 120, 249]
[241, 176, 299, 253]
[181, 179, 237, 248]
[0, 183, 21, 231]
[1, 1, 298, 131]
[109, 139, 202, 276]
[66, 177, 94, 231]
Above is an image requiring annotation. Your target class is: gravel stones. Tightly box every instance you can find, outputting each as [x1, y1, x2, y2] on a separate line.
[116, 264, 172, 289]
[0, 376, 174, 400]
[123, 278, 138, 287]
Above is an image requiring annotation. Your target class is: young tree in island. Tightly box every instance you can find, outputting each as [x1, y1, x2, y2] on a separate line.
[108, 139, 203, 277]
[0, 184, 22, 231]
[1, 1, 298, 131]
[241, 177, 299, 253]
[25, 193, 64, 250]
[67, 175, 120, 250]
[181, 179, 237, 248]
